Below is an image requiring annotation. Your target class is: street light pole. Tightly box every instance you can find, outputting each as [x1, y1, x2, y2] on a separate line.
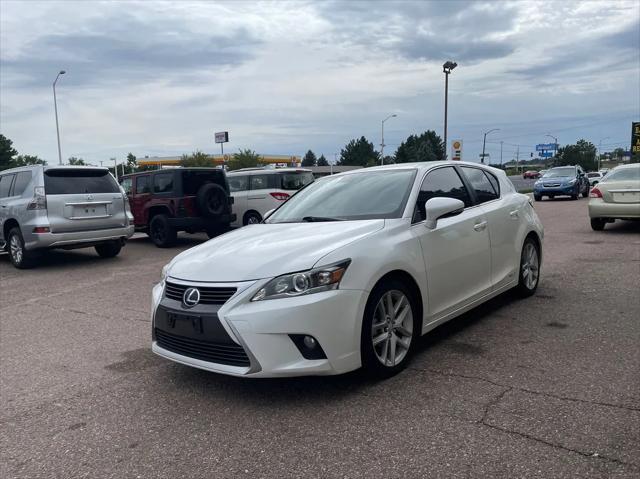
[53, 70, 66, 165]
[442, 61, 457, 160]
[481, 128, 500, 164]
[545, 134, 558, 165]
[598, 137, 610, 172]
[381, 114, 397, 165]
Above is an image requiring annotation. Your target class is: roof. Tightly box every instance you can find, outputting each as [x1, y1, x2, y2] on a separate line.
[227, 167, 311, 175]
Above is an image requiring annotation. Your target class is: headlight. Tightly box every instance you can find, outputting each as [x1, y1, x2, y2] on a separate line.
[567, 179, 576, 185]
[251, 259, 351, 301]
[534, 180, 541, 185]
[161, 263, 170, 282]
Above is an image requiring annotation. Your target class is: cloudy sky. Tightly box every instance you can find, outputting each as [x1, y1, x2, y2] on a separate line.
[1, 0, 638, 165]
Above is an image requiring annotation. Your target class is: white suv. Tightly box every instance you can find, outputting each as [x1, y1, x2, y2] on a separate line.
[227, 168, 314, 226]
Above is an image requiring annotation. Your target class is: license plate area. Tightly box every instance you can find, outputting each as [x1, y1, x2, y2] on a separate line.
[155, 306, 236, 343]
[71, 204, 108, 218]
[612, 192, 640, 203]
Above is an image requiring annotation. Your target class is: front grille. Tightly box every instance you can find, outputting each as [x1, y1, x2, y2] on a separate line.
[155, 328, 250, 367]
[165, 282, 237, 305]
[544, 183, 561, 187]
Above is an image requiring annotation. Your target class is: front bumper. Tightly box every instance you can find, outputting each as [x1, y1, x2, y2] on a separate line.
[151, 278, 368, 377]
[588, 199, 640, 219]
[24, 224, 135, 250]
[534, 184, 577, 196]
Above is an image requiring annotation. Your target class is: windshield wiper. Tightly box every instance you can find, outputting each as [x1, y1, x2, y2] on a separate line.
[301, 216, 345, 222]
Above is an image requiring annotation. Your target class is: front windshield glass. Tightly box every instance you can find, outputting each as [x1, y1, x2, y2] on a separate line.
[266, 169, 417, 223]
[603, 168, 640, 182]
[543, 167, 576, 178]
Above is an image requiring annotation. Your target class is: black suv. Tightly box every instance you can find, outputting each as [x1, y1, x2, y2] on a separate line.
[120, 168, 235, 247]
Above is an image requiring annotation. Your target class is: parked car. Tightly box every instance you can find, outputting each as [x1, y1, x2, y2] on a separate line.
[523, 170, 540, 179]
[152, 162, 543, 379]
[586, 172, 603, 186]
[599, 168, 610, 177]
[533, 165, 590, 201]
[120, 168, 235, 247]
[227, 168, 314, 226]
[0, 165, 134, 268]
[588, 164, 640, 230]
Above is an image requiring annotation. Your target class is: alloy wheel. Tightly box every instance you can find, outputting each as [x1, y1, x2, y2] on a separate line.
[521, 242, 539, 290]
[371, 290, 413, 367]
[10, 235, 23, 264]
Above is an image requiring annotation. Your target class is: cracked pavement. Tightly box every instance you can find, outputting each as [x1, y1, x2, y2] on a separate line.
[1, 198, 639, 478]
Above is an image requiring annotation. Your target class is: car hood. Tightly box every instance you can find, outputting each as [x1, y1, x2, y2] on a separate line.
[167, 220, 385, 282]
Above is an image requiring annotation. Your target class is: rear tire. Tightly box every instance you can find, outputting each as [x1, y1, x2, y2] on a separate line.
[590, 218, 606, 231]
[582, 186, 589, 198]
[361, 278, 418, 379]
[515, 237, 540, 297]
[95, 240, 122, 258]
[149, 214, 177, 247]
[7, 227, 36, 269]
[243, 211, 262, 225]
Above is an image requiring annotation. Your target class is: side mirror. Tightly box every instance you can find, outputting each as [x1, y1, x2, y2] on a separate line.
[263, 208, 275, 220]
[424, 197, 465, 229]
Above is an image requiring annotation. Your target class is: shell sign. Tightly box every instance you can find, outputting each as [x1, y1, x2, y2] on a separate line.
[451, 140, 463, 161]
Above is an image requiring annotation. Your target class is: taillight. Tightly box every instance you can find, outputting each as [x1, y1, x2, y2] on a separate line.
[590, 187, 602, 198]
[32, 226, 50, 234]
[27, 186, 47, 210]
[270, 192, 290, 201]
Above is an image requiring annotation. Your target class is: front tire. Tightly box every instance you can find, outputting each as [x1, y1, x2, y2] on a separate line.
[582, 185, 589, 198]
[95, 240, 122, 258]
[533, 194, 542, 202]
[149, 214, 177, 248]
[7, 227, 36, 269]
[515, 237, 540, 297]
[590, 218, 606, 231]
[361, 279, 418, 378]
[243, 211, 262, 226]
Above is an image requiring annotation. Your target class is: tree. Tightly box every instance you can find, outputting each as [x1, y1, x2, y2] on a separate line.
[180, 150, 213, 167]
[394, 130, 444, 163]
[125, 152, 138, 174]
[301, 150, 317, 167]
[13, 155, 46, 167]
[555, 139, 597, 171]
[316, 154, 329, 167]
[228, 149, 261, 170]
[0, 134, 18, 171]
[68, 157, 86, 165]
[338, 136, 379, 167]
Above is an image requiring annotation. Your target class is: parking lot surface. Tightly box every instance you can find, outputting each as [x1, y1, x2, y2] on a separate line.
[1, 198, 639, 478]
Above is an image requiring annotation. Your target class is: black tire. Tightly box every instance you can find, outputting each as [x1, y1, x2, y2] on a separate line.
[361, 278, 419, 379]
[590, 218, 606, 231]
[7, 227, 36, 269]
[196, 183, 228, 218]
[149, 214, 177, 247]
[582, 185, 589, 198]
[515, 237, 540, 297]
[243, 211, 262, 226]
[570, 192, 578, 200]
[549, 195, 555, 199]
[205, 224, 230, 239]
[533, 194, 542, 202]
[95, 240, 122, 258]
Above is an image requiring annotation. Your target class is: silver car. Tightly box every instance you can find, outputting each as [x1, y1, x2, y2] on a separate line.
[0, 165, 134, 268]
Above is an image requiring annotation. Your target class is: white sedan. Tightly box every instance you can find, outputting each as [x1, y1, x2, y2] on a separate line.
[152, 162, 543, 378]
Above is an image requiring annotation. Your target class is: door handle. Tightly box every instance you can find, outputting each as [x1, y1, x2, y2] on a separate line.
[509, 210, 519, 218]
[473, 221, 487, 231]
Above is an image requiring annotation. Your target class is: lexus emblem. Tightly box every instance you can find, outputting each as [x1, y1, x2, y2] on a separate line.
[183, 288, 200, 308]
[86, 194, 94, 201]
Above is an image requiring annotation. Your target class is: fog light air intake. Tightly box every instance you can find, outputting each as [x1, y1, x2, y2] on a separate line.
[289, 334, 327, 360]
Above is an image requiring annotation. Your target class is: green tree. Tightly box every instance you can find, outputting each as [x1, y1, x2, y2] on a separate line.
[556, 139, 597, 171]
[180, 150, 213, 167]
[394, 130, 444, 163]
[228, 149, 260, 170]
[125, 152, 138, 173]
[13, 155, 46, 167]
[338, 136, 379, 167]
[0, 134, 18, 170]
[68, 157, 86, 165]
[316, 154, 329, 167]
[301, 150, 317, 167]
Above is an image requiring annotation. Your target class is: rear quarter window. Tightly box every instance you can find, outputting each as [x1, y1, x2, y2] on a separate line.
[44, 169, 120, 194]
[12, 171, 32, 196]
[279, 172, 314, 190]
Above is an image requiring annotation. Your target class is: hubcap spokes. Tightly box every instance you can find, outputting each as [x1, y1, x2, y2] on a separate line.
[372, 290, 413, 367]
[522, 243, 539, 290]
[10, 236, 22, 263]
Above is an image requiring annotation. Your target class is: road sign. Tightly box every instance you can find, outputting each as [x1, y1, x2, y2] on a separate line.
[539, 151, 553, 158]
[632, 122, 640, 155]
[215, 131, 229, 143]
[451, 139, 463, 161]
[536, 143, 557, 151]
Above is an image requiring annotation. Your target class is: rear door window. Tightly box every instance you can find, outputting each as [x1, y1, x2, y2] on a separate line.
[120, 177, 132, 194]
[461, 167, 499, 204]
[0, 174, 15, 198]
[250, 175, 269, 190]
[136, 176, 151, 194]
[12, 171, 32, 196]
[228, 175, 248, 192]
[44, 169, 120, 195]
[154, 173, 173, 193]
[279, 172, 314, 190]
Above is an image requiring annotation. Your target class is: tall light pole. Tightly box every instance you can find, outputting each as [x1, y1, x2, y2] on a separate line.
[545, 134, 558, 165]
[442, 60, 457, 160]
[481, 128, 500, 164]
[598, 137, 610, 172]
[53, 70, 66, 165]
[381, 114, 397, 165]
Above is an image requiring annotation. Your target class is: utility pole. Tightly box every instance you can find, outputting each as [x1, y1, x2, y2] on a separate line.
[380, 114, 397, 165]
[516, 145, 520, 174]
[481, 128, 500, 164]
[53, 70, 66, 165]
[500, 141, 503, 166]
[114, 158, 118, 181]
[442, 61, 457, 161]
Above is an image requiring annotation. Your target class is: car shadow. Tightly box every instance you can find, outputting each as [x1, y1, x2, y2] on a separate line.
[163, 290, 521, 406]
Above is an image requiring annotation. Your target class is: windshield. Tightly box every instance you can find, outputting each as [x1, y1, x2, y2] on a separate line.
[602, 167, 640, 182]
[267, 169, 417, 223]
[543, 167, 576, 178]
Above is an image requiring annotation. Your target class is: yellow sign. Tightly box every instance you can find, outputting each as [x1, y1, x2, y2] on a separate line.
[632, 122, 640, 154]
[451, 139, 463, 160]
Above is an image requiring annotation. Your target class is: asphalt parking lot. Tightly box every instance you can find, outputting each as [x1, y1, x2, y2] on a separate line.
[1, 198, 639, 478]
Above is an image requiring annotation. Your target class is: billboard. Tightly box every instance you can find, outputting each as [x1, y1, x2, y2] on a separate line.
[451, 139, 463, 161]
[632, 122, 640, 155]
[214, 131, 229, 143]
[536, 143, 557, 151]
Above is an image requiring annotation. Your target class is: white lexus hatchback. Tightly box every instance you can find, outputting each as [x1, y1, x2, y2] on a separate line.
[152, 162, 543, 378]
